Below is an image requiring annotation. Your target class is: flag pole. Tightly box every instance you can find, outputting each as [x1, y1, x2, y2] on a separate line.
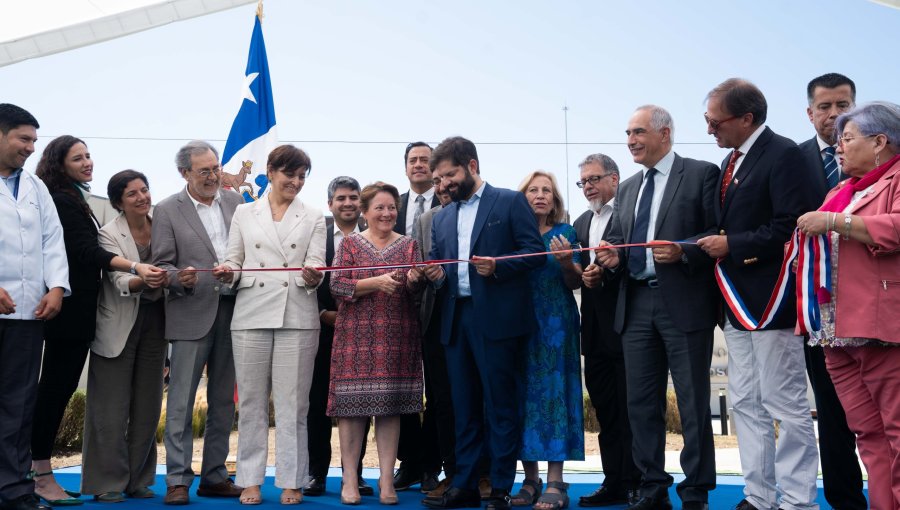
[256, 0, 264, 21]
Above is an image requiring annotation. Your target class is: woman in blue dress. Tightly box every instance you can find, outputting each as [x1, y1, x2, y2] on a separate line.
[510, 171, 584, 510]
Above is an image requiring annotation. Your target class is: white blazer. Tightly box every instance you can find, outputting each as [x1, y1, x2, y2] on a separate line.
[225, 195, 326, 330]
[93, 213, 145, 358]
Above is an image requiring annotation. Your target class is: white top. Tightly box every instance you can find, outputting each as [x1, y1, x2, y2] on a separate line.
[589, 197, 615, 264]
[405, 187, 435, 235]
[0, 169, 70, 319]
[456, 181, 487, 297]
[632, 150, 674, 279]
[334, 223, 361, 253]
[186, 189, 228, 263]
[733, 124, 767, 178]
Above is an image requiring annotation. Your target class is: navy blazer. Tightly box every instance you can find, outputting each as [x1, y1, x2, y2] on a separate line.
[395, 191, 441, 235]
[428, 183, 545, 344]
[715, 127, 825, 330]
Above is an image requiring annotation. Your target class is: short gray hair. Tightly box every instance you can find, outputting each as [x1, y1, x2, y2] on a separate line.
[835, 101, 900, 149]
[635, 104, 675, 143]
[175, 140, 218, 173]
[578, 153, 619, 176]
[327, 175, 361, 201]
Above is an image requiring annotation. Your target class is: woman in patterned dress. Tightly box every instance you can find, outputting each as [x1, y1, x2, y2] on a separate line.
[510, 171, 584, 510]
[328, 182, 425, 505]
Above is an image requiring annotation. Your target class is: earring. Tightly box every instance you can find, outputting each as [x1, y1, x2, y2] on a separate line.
[876, 153, 881, 167]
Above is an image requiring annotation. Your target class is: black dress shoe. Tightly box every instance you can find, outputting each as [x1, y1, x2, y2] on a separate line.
[358, 477, 374, 496]
[394, 465, 420, 491]
[422, 487, 481, 509]
[578, 485, 627, 507]
[681, 502, 708, 510]
[485, 489, 511, 510]
[421, 472, 440, 493]
[626, 489, 640, 506]
[625, 495, 672, 510]
[303, 476, 326, 496]
[0, 494, 51, 510]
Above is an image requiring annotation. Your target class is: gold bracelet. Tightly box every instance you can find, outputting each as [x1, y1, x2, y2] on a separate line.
[843, 213, 852, 240]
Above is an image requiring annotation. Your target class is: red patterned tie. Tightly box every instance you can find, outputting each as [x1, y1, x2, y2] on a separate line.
[720, 150, 742, 206]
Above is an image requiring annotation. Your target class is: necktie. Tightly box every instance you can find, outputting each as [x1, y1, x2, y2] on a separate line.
[823, 146, 839, 189]
[628, 168, 656, 276]
[720, 150, 743, 206]
[410, 194, 426, 239]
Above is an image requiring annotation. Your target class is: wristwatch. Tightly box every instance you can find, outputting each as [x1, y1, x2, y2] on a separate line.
[129, 262, 138, 275]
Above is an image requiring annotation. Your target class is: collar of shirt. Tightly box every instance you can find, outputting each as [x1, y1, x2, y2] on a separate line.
[0, 168, 23, 196]
[593, 196, 615, 216]
[459, 181, 486, 206]
[737, 124, 767, 158]
[186, 187, 221, 210]
[410, 187, 436, 204]
[642, 150, 675, 178]
[815, 134, 836, 154]
[334, 224, 360, 244]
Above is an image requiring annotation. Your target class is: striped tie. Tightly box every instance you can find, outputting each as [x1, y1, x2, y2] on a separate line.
[823, 146, 839, 189]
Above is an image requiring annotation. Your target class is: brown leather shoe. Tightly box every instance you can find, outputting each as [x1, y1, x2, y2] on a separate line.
[427, 478, 453, 498]
[164, 485, 189, 505]
[196, 479, 243, 498]
[478, 478, 492, 500]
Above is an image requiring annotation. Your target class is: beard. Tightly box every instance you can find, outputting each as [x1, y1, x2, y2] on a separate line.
[589, 198, 606, 212]
[449, 171, 477, 202]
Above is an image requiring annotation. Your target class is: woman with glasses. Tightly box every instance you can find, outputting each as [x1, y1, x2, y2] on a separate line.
[31, 137, 167, 506]
[509, 171, 584, 510]
[796, 101, 900, 508]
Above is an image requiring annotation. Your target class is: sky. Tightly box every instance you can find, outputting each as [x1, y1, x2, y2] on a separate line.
[3, 0, 899, 216]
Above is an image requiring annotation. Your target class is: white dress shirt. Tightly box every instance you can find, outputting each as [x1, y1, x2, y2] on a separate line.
[0, 169, 70, 320]
[632, 150, 674, 279]
[334, 223, 361, 253]
[589, 197, 615, 264]
[456, 181, 486, 297]
[187, 190, 228, 263]
[816, 134, 842, 172]
[732, 124, 767, 178]
[405, 188, 435, 235]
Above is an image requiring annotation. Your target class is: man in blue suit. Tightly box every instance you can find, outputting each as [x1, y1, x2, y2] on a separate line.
[419, 136, 545, 510]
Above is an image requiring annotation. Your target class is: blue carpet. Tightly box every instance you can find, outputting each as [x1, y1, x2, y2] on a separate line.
[52, 470, 858, 509]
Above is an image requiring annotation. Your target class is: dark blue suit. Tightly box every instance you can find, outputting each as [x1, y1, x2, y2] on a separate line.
[428, 183, 544, 491]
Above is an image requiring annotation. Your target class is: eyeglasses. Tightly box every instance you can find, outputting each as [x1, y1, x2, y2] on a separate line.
[704, 113, 739, 130]
[192, 166, 221, 178]
[838, 134, 878, 146]
[576, 174, 612, 188]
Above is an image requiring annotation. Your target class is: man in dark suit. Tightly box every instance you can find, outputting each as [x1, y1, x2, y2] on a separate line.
[304, 176, 372, 497]
[420, 136, 544, 510]
[594, 106, 719, 510]
[797, 73, 866, 510]
[572, 153, 641, 507]
[697, 79, 824, 510]
[393, 142, 445, 493]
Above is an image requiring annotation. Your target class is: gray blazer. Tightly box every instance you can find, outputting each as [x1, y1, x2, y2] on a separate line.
[93, 213, 144, 358]
[151, 187, 244, 340]
[415, 204, 442, 331]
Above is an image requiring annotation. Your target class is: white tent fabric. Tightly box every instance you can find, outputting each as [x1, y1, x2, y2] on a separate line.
[0, 0, 256, 68]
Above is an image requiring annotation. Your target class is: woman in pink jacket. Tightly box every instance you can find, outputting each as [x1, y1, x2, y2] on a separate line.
[797, 101, 900, 508]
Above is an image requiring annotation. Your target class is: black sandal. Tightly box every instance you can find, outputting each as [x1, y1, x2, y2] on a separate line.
[509, 478, 542, 507]
[533, 481, 569, 510]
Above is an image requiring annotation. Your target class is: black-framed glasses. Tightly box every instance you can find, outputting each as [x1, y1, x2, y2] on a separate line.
[576, 174, 612, 188]
[704, 113, 739, 130]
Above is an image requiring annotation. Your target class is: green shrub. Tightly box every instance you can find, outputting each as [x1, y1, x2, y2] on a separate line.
[54, 390, 86, 452]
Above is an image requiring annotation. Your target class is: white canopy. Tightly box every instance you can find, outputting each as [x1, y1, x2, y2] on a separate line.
[0, 0, 256, 68]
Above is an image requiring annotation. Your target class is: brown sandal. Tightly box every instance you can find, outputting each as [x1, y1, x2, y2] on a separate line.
[510, 478, 543, 506]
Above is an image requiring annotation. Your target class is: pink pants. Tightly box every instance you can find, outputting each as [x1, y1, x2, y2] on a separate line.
[826, 345, 900, 510]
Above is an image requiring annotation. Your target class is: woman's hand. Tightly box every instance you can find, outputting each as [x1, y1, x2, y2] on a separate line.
[797, 211, 830, 236]
[137, 263, 169, 288]
[302, 267, 323, 287]
[407, 266, 424, 284]
[372, 271, 402, 294]
[550, 235, 573, 264]
[212, 264, 234, 284]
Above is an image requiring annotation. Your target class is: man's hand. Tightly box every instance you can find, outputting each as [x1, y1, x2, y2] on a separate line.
[179, 267, 201, 287]
[697, 235, 729, 259]
[471, 256, 496, 277]
[582, 263, 603, 289]
[651, 242, 683, 264]
[211, 265, 233, 284]
[137, 263, 168, 288]
[34, 287, 64, 320]
[0, 287, 16, 315]
[422, 264, 445, 282]
[593, 241, 619, 269]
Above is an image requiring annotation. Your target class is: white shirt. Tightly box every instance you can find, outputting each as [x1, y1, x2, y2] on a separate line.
[589, 197, 615, 264]
[0, 170, 70, 320]
[186, 189, 228, 263]
[333, 223, 360, 253]
[405, 188, 435, 235]
[732, 124, 767, 178]
[632, 150, 674, 279]
[456, 181, 486, 297]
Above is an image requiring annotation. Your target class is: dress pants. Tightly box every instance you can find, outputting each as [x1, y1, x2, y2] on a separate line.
[164, 297, 236, 488]
[803, 341, 866, 510]
[81, 301, 166, 495]
[0, 320, 44, 502]
[232, 328, 317, 489]
[826, 345, 900, 510]
[724, 323, 819, 510]
[444, 298, 522, 492]
[621, 284, 715, 504]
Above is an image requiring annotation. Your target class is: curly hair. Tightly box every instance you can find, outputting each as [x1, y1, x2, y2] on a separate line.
[35, 135, 93, 217]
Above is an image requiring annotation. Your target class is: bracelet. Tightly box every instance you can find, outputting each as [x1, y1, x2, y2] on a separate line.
[843, 214, 852, 241]
[826, 212, 834, 232]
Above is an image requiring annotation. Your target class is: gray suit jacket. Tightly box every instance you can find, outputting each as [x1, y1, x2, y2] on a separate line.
[151, 188, 244, 340]
[93, 213, 144, 357]
[606, 153, 720, 333]
[415, 204, 443, 331]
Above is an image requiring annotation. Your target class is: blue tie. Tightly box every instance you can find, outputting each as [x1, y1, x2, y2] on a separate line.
[823, 146, 839, 189]
[628, 168, 656, 277]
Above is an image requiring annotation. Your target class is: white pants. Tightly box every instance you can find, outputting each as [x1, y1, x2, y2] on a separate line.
[723, 324, 819, 510]
[232, 328, 318, 489]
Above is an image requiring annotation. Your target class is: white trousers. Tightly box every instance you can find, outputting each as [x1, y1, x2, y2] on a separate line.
[723, 324, 819, 510]
[232, 328, 318, 489]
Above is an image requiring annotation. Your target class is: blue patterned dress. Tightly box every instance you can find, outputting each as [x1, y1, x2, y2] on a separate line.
[519, 223, 585, 461]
